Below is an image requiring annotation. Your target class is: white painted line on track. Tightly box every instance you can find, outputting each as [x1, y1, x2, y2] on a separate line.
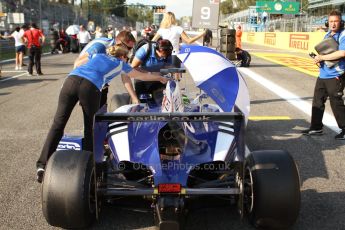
[0, 52, 50, 64]
[238, 68, 340, 133]
[0, 72, 28, 82]
[2, 70, 27, 73]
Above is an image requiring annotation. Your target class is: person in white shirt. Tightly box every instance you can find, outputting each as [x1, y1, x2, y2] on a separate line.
[152, 11, 206, 67]
[1, 26, 25, 70]
[93, 26, 103, 38]
[77, 25, 91, 52]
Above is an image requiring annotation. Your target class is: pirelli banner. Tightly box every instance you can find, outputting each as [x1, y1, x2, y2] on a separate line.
[242, 32, 326, 53]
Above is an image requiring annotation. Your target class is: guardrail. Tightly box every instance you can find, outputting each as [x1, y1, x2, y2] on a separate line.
[0, 39, 52, 62]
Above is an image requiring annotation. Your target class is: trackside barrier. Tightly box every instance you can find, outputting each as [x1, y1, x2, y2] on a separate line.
[242, 32, 327, 54]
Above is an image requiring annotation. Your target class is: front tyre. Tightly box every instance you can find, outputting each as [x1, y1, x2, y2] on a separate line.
[42, 150, 96, 229]
[244, 150, 300, 229]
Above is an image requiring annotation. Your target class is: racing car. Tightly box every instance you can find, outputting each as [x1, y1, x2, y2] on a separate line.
[41, 46, 300, 229]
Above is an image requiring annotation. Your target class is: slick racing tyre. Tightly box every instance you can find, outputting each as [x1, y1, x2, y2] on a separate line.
[244, 150, 300, 229]
[223, 52, 237, 60]
[220, 28, 236, 36]
[42, 150, 96, 229]
[220, 43, 236, 52]
[220, 36, 236, 44]
[109, 93, 130, 112]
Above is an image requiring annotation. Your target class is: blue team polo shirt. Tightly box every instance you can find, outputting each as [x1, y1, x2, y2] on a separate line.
[135, 43, 172, 72]
[319, 29, 345, 79]
[79, 37, 115, 57]
[69, 53, 132, 90]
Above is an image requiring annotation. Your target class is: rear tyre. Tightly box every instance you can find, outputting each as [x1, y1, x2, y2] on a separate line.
[42, 150, 96, 229]
[220, 28, 236, 36]
[109, 93, 130, 112]
[220, 36, 236, 44]
[223, 52, 237, 60]
[244, 150, 300, 229]
[220, 44, 236, 52]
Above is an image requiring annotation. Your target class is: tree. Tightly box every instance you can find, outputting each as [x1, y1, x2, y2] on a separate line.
[220, 0, 235, 15]
[300, 0, 309, 13]
[100, 0, 126, 17]
[126, 4, 153, 24]
[220, 0, 261, 15]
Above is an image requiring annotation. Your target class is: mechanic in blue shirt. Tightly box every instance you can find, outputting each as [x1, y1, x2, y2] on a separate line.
[302, 10, 345, 139]
[36, 45, 167, 183]
[77, 37, 115, 62]
[131, 39, 173, 104]
[74, 31, 137, 106]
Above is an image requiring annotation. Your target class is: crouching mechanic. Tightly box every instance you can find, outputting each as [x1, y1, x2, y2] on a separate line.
[36, 45, 167, 183]
[74, 30, 137, 106]
[131, 39, 174, 105]
[235, 47, 251, 67]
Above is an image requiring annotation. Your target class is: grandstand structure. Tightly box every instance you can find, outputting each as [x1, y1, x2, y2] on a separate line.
[0, 0, 127, 34]
[0, 0, 79, 33]
[308, 0, 345, 16]
[221, 0, 345, 32]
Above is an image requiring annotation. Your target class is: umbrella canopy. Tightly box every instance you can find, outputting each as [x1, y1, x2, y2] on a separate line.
[177, 45, 250, 119]
[65, 25, 79, 35]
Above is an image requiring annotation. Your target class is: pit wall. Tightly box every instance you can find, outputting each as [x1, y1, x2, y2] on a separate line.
[242, 32, 327, 54]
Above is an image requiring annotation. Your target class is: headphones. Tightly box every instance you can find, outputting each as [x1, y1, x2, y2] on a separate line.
[156, 39, 173, 55]
[325, 19, 345, 28]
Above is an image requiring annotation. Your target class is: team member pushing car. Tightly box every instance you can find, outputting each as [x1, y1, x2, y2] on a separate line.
[36, 45, 168, 183]
[74, 30, 138, 106]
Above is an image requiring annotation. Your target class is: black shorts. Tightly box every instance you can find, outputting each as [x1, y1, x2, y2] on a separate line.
[15, 45, 25, 53]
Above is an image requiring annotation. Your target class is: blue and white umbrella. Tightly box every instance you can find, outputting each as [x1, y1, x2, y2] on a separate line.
[177, 45, 250, 119]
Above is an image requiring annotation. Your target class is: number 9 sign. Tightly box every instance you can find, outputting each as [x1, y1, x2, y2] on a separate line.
[201, 7, 210, 19]
[192, 0, 220, 29]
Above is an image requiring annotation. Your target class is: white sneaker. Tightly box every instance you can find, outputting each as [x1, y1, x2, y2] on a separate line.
[15, 66, 19, 70]
[19, 66, 22, 70]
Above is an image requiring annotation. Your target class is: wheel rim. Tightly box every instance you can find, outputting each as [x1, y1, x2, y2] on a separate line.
[244, 166, 254, 213]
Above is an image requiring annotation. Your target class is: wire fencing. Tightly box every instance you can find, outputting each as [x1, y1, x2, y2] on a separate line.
[221, 12, 329, 32]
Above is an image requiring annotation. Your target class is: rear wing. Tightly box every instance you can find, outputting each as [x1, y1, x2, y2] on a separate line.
[93, 112, 246, 163]
[95, 112, 244, 122]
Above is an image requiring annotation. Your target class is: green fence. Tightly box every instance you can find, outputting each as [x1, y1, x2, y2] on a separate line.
[0, 39, 52, 62]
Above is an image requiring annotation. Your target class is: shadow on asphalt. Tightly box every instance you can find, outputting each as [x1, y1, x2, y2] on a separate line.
[43, 62, 76, 68]
[246, 119, 342, 183]
[88, 197, 255, 230]
[78, 118, 343, 230]
[0, 78, 58, 90]
[83, 189, 345, 230]
[251, 97, 314, 104]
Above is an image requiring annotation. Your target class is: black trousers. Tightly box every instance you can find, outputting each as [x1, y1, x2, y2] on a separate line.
[37, 75, 101, 169]
[311, 76, 345, 130]
[28, 46, 42, 74]
[80, 43, 88, 52]
[100, 83, 109, 108]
